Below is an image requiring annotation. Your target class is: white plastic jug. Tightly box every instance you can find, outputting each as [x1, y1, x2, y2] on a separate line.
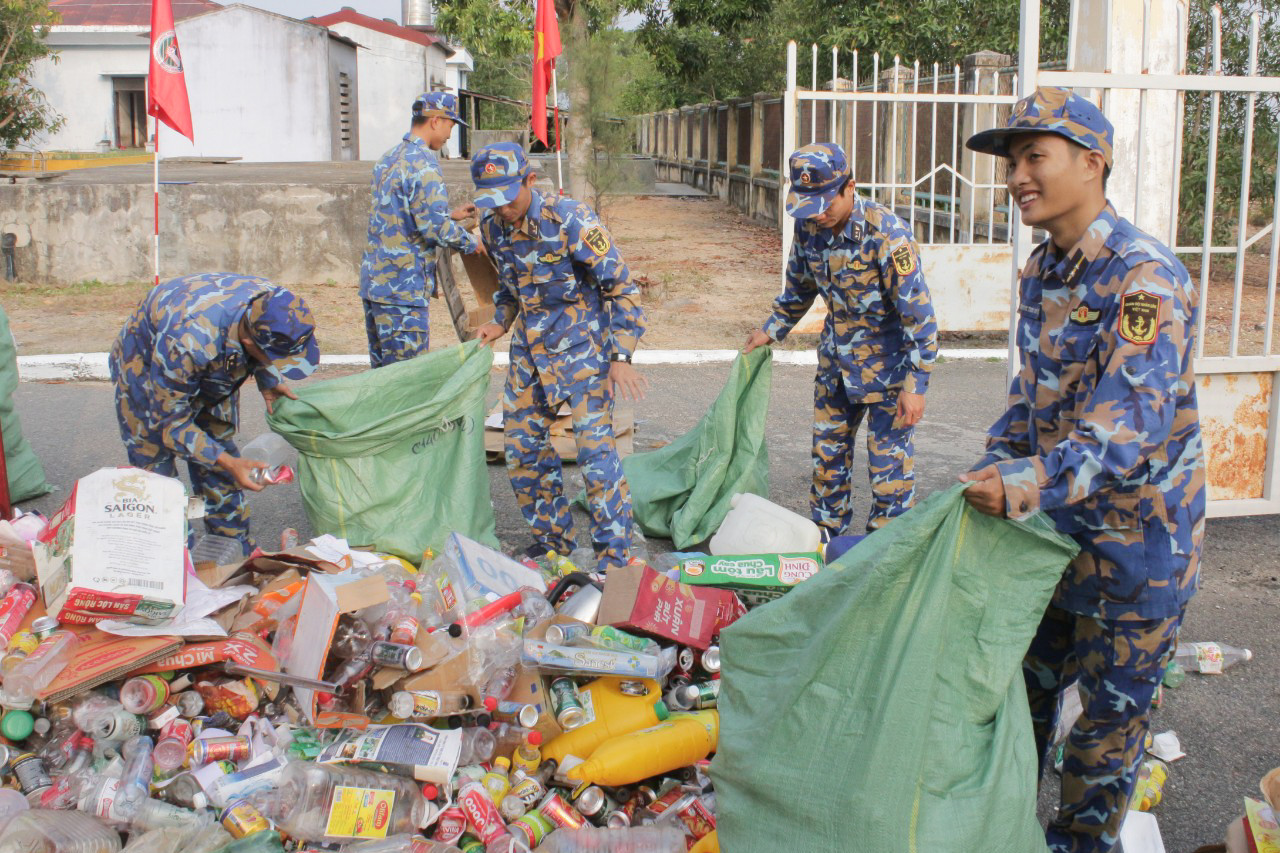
[708, 493, 823, 555]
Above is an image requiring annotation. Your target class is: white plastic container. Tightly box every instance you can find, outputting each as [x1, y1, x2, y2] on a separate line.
[238, 432, 294, 468]
[708, 493, 823, 555]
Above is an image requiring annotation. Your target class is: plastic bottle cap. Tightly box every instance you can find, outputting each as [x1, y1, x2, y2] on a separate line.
[483, 697, 498, 712]
[495, 756, 510, 769]
[421, 783, 438, 800]
[527, 731, 543, 746]
[1, 710, 34, 741]
[447, 624, 463, 638]
[653, 700, 670, 721]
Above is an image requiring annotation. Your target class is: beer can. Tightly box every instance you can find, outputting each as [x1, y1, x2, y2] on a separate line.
[605, 798, 639, 829]
[673, 793, 717, 840]
[220, 798, 271, 838]
[508, 811, 555, 847]
[29, 616, 59, 640]
[190, 735, 251, 766]
[699, 645, 721, 674]
[548, 677, 585, 729]
[537, 791, 587, 829]
[492, 701, 540, 728]
[433, 806, 468, 843]
[12, 752, 51, 796]
[570, 782, 615, 823]
[96, 709, 147, 742]
[676, 680, 720, 710]
[545, 622, 590, 646]
[369, 640, 423, 671]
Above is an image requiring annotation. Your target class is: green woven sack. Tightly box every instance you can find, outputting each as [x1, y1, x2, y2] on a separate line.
[0, 305, 50, 503]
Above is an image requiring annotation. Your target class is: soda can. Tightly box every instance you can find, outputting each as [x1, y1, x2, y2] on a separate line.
[0, 585, 37, 647]
[456, 837, 485, 853]
[190, 735, 251, 766]
[677, 646, 696, 673]
[569, 783, 615, 823]
[12, 752, 52, 796]
[699, 645, 721, 674]
[545, 622, 590, 646]
[537, 791, 587, 830]
[369, 640, 423, 672]
[617, 680, 650, 697]
[673, 793, 717, 840]
[548, 678, 585, 729]
[433, 806, 468, 843]
[508, 811, 555, 847]
[96, 709, 147, 742]
[250, 465, 294, 486]
[492, 701, 539, 728]
[220, 798, 271, 838]
[604, 798, 639, 829]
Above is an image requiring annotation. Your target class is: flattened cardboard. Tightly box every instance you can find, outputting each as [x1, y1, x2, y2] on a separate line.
[41, 631, 182, 703]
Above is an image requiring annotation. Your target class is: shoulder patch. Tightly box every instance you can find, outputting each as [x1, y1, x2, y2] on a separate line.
[1117, 290, 1161, 345]
[582, 225, 611, 257]
[891, 244, 917, 277]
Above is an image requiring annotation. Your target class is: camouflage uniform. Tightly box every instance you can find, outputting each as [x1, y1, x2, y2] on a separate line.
[109, 273, 319, 554]
[359, 91, 477, 368]
[763, 143, 938, 535]
[967, 88, 1206, 853]
[471, 143, 646, 570]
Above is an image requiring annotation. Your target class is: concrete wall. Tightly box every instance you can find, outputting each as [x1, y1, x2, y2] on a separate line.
[156, 6, 342, 161]
[29, 29, 150, 152]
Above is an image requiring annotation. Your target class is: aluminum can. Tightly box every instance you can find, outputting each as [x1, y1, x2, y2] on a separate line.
[545, 623, 590, 645]
[220, 798, 271, 838]
[12, 752, 52, 796]
[369, 640, 423, 671]
[537, 791, 587, 830]
[433, 806, 468, 843]
[508, 811, 555, 847]
[548, 677, 585, 729]
[190, 735, 251, 766]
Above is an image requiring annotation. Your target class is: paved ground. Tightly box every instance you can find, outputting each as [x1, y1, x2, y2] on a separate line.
[12, 360, 1278, 852]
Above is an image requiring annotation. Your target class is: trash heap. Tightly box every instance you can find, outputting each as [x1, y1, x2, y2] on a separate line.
[0, 466, 842, 853]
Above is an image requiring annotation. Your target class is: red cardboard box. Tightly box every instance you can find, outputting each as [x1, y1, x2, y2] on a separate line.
[596, 562, 743, 650]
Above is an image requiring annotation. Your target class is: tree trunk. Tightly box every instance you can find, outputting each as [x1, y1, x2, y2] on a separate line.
[563, 0, 594, 201]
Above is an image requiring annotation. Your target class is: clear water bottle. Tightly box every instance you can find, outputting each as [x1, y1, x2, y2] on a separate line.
[118, 736, 154, 811]
[2, 809, 123, 853]
[534, 826, 687, 852]
[1173, 641, 1252, 674]
[458, 726, 497, 766]
[251, 761, 426, 843]
[0, 631, 81, 709]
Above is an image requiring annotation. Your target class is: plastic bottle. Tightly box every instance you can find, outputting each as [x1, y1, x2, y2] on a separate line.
[252, 760, 426, 843]
[130, 797, 214, 832]
[708, 492, 823, 555]
[534, 826, 686, 853]
[1173, 641, 1252, 674]
[499, 763, 555, 821]
[0, 568, 20, 598]
[118, 736, 155, 810]
[0, 631, 81, 709]
[388, 690, 475, 720]
[330, 614, 374, 660]
[566, 711, 719, 787]
[2, 809, 123, 853]
[380, 586, 422, 646]
[3, 632, 39, 675]
[238, 433, 295, 486]
[153, 719, 194, 772]
[481, 757, 512, 805]
[119, 675, 170, 715]
[344, 837, 464, 853]
[455, 781, 522, 853]
[1128, 757, 1169, 811]
[510, 731, 543, 776]
[541, 679, 669, 767]
[458, 727, 497, 766]
[0, 583, 38, 650]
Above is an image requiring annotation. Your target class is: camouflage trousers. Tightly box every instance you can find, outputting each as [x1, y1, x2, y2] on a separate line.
[111, 391, 252, 554]
[1024, 605, 1182, 853]
[363, 299, 431, 368]
[811, 377, 916, 535]
[503, 358, 632, 571]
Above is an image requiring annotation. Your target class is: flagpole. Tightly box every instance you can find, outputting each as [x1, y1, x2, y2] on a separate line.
[152, 115, 160, 287]
[549, 61, 564, 195]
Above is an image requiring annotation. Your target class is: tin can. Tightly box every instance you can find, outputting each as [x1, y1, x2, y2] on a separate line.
[699, 645, 721, 674]
[537, 791, 587, 830]
[220, 798, 271, 838]
[492, 701, 540, 728]
[548, 677, 585, 729]
[508, 811, 555, 847]
[433, 806, 468, 843]
[570, 782, 615, 823]
[677, 646, 696, 672]
[545, 622, 590, 645]
[29, 616, 59, 639]
[673, 792, 717, 840]
[369, 640, 423, 671]
[190, 735, 251, 766]
[12, 752, 51, 796]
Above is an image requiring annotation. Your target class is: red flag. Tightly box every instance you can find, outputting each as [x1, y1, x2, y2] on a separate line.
[531, 0, 562, 147]
[147, 0, 194, 142]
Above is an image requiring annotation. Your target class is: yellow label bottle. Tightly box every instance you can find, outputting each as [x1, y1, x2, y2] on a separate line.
[566, 710, 719, 787]
[542, 677, 668, 767]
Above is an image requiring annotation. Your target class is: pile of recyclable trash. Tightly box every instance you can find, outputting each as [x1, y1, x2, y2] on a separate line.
[0, 466, 848, 853]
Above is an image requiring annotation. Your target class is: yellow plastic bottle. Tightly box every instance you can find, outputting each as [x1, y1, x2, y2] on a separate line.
[690, 829, 720, 853]
[565, 710, 719, 786]
[541, 677, 668, 767]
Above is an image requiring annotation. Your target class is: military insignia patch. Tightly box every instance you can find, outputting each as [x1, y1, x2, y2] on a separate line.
[583, 225, 611, 257]
[1070, 304, 1101, 325]
[483, 162, 497, 175]
[1118, 290, 1161, 345]
[891, 245, 916, 277]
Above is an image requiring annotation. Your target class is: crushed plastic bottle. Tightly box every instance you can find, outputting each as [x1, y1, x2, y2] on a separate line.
[534, 826, 687, 852]
[1172, 641, 1252, 674]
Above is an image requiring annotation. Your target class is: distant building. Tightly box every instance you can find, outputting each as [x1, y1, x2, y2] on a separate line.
[30, 0, 360, 162]
[310, 8, 473, 159]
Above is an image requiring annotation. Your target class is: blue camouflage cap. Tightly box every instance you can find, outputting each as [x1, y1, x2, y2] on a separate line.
[966, 86, 1113, 167]
[786, 143, 851, 218]
[245, 287, 319, 381]
[471, 142, 529, 208]
[412, 91, 467, 127]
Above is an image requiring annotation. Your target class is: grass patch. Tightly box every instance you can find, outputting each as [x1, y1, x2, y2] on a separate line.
[8, 279, 150, 297]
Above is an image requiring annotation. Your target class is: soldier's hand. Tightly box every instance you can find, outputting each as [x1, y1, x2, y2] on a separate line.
[451, 203, 478, 222]
[217, 452, 266, 492]
[606, 361, 649, 402]
[476, 323, 506, 347]
[743, 329, 773, 354]
[959, 465, 1007, 517]
[261, 383, 298, 415]
[894, 391, 926, 428]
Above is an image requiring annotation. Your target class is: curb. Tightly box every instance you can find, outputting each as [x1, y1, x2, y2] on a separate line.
[16, 348, 1009, 382]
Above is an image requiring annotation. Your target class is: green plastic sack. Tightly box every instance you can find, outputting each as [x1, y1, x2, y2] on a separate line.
[712, 484, 1079, 853]
[621, 348, 772, 548]
[266, 341, 497, 560]
[0, 305, 50, 503]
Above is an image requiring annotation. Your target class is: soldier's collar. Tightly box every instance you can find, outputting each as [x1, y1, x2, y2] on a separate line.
[1048, 202, 1119, 288]
[841, 195, 868, 242]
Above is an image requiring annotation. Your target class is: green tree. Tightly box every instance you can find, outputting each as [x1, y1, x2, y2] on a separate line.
[435, 0, 534, 131]
[0, 0, 62, 151]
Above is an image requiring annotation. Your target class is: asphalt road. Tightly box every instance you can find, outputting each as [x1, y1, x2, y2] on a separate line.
[11, 359, 1278, 852]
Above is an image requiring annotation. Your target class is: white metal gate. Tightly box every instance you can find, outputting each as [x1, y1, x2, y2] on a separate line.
[781, 0, 1280, 517]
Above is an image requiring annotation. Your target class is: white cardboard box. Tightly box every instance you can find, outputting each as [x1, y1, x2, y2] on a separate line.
[35, 467, 188, 624]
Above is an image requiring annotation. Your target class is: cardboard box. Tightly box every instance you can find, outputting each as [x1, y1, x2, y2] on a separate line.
[41, 631, 182, 703]
[680, 552, 823, 607]
[596, 562, 743, 650]
[484, 406, 634, 463]
[35, 467, 188, 624]
[284, 570, 389, 723]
